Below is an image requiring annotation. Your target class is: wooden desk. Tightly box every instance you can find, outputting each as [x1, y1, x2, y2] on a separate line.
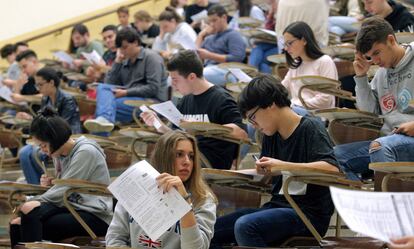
[119, 127, 161, 160]
[0, 181, 49, 209]
[369, 162, 414, 192]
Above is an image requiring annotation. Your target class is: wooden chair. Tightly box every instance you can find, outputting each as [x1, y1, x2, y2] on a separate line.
[369, 162, 414, 192]
[239, 28, 277, 47]
[266, 54, 288, 80]
[322, 43, 355, 61]
[118, 127, 161, 161]
[0, 182, 48, 212]
[237, 17, 263, 29]
[124, 99, 157, 128]
[313, 108, 382, 145]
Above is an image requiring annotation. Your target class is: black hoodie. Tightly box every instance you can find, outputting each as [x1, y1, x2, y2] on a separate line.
[386, 0, 414, 32]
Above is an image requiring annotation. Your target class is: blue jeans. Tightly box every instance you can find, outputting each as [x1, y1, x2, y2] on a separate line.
[328, 16, 359, 36]
[203, 65, 237, 86]
[334, 134, 414, 180]
[249, 42, 278, 73]
[19, 145, 48, 185]
[95, 83, 148, 124]
[210, 203, 330, 248]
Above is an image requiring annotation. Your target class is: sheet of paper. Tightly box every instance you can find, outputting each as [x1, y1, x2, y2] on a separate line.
[191, 10, 208, 22]
[53, 51, 74, 66]
[228, 68, 252, 83]
[108, 160, 191, 241]
[81, 50, 102, 64]
[0, 85, 15, 103]
[330, 187, 414, 242]
[257, 28, 277, 38]
[174, 35, 197, 50]
[140, 105, 162, 129]
[150, 101, 183, 128]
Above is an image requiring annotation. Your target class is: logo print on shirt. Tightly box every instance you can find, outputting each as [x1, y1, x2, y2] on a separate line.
[398, 89, 412, 111]
[137, 234, 162, 248]
[380, 94, 396, 113]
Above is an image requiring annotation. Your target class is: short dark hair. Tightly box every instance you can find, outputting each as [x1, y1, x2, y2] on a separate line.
[30, 106, 72, 153]
[14, 41, 28, 51]
[16, 49, 37, 62]
[117, 6, 129, 14]
[283, 21, 324, 69]
[238, 74, 291, 117]
[208, 4, 228, 16]
[1, 44, 14, 59]
[102, 24, 118, 34]
[36, 67, 61, 87]
[356, 16, 395, 54]
[159, 7, 182, 22]
[71, 23, 89, 36]
[167, 50, 203, 78]
[115, 27, 141, 47]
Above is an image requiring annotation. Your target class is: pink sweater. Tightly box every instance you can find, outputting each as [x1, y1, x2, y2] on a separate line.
[282, 55, 338, 109]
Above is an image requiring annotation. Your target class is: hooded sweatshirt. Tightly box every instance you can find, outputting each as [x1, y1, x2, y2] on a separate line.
[386, 0, 414, 32]
[31, 136, 113, 224]
[354, 42, 414, 135]
[106, 194, 216, 249]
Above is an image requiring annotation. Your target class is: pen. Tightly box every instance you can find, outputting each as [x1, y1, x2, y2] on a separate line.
[252, 155, 259, 161]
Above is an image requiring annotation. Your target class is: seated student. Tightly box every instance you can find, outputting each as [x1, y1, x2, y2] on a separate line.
[170, 0, 188, 18]
[152, 7, 197, 59]
[84, 28, 168, 133]
[11, 50, 40, 103]
[9, 107, 112, 248]
[64, 24, 105, 72]
[329, 0, 365, 37]
[281, 21, 338, 110]
[18, 67, 81, 185]
[248, 0, 278, 73]
[116, 6, 135, 31]
[85, 25, 118, 82]
[334, 17, 414, 180]
[196, 4, 246, 86]
[364, 0, 414, 32]
[106, 130, 217, 248]
[185, 0, 213, 33]
[133, 10, 160, 47]
[210, 74, 339, 248]
[1, 42, 29, 90]
[228, 0, 266, 30]
[141, 50, 247, 169]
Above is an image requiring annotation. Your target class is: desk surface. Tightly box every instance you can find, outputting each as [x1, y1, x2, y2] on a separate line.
[0, 181, 49, 191]
[369, 162, 414, 173]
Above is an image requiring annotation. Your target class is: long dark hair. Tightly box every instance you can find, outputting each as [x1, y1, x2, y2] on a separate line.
[236, 0, 252, 17]
[283, 21, 324, 69]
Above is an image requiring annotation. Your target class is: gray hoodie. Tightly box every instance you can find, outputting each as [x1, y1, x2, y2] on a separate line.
[31, 136, 113, 224]
[105, 194, 216, 249]
[354, 42, 414, 134]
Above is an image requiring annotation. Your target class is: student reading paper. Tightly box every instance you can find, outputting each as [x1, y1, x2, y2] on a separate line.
[106, 130, 217, 249]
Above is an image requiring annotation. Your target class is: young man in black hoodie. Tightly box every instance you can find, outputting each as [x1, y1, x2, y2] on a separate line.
[364, 0, 414, 32]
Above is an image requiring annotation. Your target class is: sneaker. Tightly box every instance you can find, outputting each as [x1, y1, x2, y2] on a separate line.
[84, 116, 115, 132]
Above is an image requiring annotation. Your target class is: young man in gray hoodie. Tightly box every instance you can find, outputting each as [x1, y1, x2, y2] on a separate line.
[335, 16, 414, 180]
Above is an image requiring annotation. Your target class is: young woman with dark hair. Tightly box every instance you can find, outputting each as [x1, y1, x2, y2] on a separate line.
[9, 107, 112, 248]
[281, 21, 338, 110]
[228, 0, 265, 30]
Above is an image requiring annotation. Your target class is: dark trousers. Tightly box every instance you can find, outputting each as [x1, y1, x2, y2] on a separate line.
[10, 202, 108, 248]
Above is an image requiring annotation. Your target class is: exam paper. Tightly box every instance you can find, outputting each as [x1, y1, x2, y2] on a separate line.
[53, 51, 74, 66]
[0, 85, 16, 103]
[191, 10, 208, 22]
[228, 68, 252, 83]
[330, 187, 414, 242]
[174, 35, 197, 50]
[81, 50, 102, 64]
[140, 105, 162, 129]
[150, 101, 183, 128]
[108, 160, 191, 241]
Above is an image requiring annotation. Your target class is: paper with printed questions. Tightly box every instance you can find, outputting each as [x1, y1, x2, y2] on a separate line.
[108, 160, 191, 241]
[53, 51, 74, 66]
[81, 50, 102, 64]
[228, 68, 252, 83]
[330, 187, 414, 242]
[149, 101, 183, 128]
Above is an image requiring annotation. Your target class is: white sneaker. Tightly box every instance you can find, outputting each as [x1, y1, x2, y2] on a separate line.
[84, 116, 115, 132]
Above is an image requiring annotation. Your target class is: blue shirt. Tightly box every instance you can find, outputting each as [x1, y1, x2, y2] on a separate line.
[201, 29, 246, 66]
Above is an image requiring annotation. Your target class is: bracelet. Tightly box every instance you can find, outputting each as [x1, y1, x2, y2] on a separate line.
[183, 192, 192, 200]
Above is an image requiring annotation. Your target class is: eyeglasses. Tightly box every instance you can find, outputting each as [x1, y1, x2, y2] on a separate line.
[283, 39, 298, 49]
[247, 107, 260, 125]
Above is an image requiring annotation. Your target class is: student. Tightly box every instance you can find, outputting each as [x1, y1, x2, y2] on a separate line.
[334, 17, 414, 180]
[106, 130, 217, 248]
[116, 6, 134, 31]
[196, 4, 246, 86]
[133, 10, 160, 47]
[185, 0, 213, 33]
[66, 24, 105, 71]
[153, 7, 197, 59]
[228, 0, 266, 30]
[329, 0, 365, 37]
[85, 25, 118, 82]
[12, 50, 40, 103]
[281, 21, 338, 110]
[84, 28, 168, 133]
[170, 0, 188, 18]
[9, 107, 112, 248]
[141, 50, 247, 169]
[364, 0, 414, 32]
[1, 42, 29, 89]
[210, 74, 339, 248]
[18, 67, 81, 185]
